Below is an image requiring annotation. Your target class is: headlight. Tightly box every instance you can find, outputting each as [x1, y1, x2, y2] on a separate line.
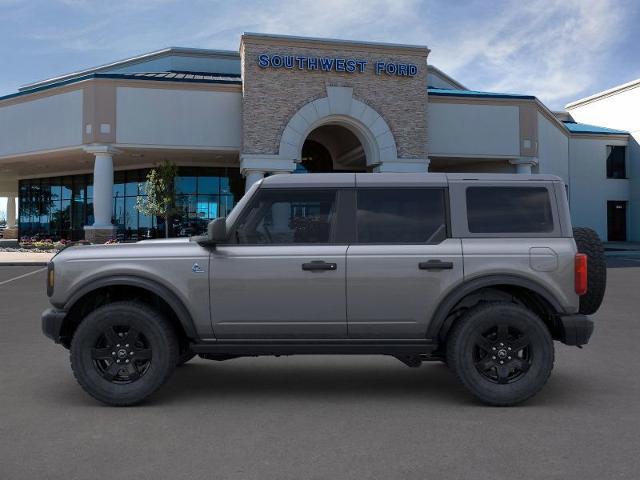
[47, 262, 55, 297]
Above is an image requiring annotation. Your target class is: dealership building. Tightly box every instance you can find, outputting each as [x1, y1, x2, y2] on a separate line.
[0, 33, 635, 242]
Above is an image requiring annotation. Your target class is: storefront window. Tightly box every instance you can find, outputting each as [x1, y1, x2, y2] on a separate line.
[18, 167, 242, 242]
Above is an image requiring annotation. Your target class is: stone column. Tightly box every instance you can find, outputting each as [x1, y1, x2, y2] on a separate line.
[510, 157, 539, 174]
[240, 154, 295, 193]
[83, 145, 118, 243]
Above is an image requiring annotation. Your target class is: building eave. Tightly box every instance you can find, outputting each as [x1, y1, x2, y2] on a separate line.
[19, 47, 240, 93]
[565, 78, 640, 109]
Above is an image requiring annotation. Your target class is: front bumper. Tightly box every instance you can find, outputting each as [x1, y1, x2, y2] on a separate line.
[558, 314, 594, 346]
[41, 308, 67, 344]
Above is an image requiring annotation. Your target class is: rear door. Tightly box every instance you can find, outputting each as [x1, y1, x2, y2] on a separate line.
[346, 183, 463, 338]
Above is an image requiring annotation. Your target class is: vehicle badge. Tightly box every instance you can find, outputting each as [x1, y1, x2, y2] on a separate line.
[192, 263, 205, 273]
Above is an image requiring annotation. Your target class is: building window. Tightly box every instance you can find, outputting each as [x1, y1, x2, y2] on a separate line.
[18, 167, 243, 242]
[606, 146, 626, 179]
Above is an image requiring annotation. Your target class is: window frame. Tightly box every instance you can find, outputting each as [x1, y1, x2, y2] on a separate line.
[352, 186, 450, 245]
[225, 187, 353, 246]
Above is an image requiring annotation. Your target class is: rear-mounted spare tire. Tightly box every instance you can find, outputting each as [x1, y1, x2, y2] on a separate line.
[573, 227, 606, 315]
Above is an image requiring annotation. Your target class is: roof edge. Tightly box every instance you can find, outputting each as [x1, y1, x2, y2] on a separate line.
[19, 46, 240, 92]
[427, 65, 467, 90]
[241, 32, 430, 55]
[565, 78, 640, 109]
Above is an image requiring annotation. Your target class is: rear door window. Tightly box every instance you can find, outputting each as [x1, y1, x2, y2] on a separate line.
[356, 188, 447, 243]
[466, 186, 553, 233]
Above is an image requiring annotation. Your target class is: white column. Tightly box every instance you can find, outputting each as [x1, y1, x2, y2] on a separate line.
[510, 157, 538, 174]
[244, 170, 265, 193]
[92, 152, 115, 227]
[6, 196, 16, 229]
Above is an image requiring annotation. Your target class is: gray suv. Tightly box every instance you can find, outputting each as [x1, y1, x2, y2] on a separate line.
[42, 173, 605, 406]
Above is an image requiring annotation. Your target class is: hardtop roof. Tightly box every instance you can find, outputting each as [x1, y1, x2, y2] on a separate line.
[260, 172, 563, 188]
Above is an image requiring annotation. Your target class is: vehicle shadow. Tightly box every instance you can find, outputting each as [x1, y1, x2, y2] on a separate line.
[150, 357, 591, 407]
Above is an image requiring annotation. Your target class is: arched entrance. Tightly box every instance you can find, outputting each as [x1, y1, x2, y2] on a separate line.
[277, 86, 400, 173]
[298, 124, 367, 173]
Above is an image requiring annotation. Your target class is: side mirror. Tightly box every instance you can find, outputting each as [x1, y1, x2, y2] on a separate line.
[207, 217, 227, 243]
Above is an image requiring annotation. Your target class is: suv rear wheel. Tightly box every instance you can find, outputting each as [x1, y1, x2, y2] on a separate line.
[446, 302, 554, 406]
[70, 301, 178, 406]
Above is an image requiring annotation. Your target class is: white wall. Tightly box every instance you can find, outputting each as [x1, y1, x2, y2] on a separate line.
[428, 103, 520, 157]
[0, 90, 83, 157]
[568, 85, 640, 240]
[116, 87, 242, 149]
[568, 136, 629, 240]
[537, 112, 569, 183]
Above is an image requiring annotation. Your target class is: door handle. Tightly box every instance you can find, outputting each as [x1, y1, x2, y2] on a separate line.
[419, 260, 454, 271]
[302, 261, 338, 272]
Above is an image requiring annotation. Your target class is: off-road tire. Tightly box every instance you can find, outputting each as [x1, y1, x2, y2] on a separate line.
[70, 301, 178, 406]
[573, 227, 606, 315]
[447, 302, 554, 406]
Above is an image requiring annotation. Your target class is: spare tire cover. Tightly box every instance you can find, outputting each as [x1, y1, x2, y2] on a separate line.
[573, 227, 606, 315]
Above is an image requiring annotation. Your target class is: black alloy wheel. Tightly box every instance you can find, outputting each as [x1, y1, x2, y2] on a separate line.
[91, 325, 152, 383]
[70, 301, 178, 406]
[446, 302, 554, 406]
[472, 324, 531, 384]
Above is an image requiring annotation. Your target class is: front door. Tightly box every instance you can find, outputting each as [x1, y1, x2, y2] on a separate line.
[346, 187, 463, 338]
[607, 201, 627, 241]
[210, 187, 349, 339]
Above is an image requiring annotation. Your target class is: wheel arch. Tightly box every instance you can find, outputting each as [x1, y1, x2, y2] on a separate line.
[427, 274, 565, 342]
[59, 275, 197, 347]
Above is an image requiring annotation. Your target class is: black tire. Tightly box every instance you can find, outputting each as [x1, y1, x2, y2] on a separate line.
[573, 227, 606, 315]
[446, 302, 554, 406]
[70, 301, 178, 406]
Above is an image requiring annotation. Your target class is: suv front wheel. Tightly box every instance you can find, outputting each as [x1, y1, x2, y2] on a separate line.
[70, 301, 178, 406]
[446, 302, 554, 406]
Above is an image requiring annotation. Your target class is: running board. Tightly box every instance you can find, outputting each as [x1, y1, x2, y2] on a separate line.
[190, 339, 438, 357]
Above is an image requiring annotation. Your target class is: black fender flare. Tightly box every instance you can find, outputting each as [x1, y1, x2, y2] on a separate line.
[426, 274, 565, 341]
[62, 275, 198, 339]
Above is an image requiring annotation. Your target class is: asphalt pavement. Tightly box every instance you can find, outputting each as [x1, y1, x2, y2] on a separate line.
[1, 260, 639, 479]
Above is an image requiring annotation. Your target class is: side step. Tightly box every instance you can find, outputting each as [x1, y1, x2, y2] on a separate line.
[190, 339, 439, 357]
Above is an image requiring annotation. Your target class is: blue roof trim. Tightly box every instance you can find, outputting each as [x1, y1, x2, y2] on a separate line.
[427, 87, 536, 100]
[0, 72, 242, 102]
[562, 121, 628, 135]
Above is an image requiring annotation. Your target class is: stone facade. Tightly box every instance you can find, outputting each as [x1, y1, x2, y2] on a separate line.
[240, 34, 429, 162]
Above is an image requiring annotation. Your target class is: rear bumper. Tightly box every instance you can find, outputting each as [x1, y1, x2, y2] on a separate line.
[558, 314, 594, 346]
[41, 308, 67, 344]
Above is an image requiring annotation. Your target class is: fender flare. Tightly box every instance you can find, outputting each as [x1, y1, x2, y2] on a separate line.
[62, 275, 198, 339]
[426, 274, 565, 340]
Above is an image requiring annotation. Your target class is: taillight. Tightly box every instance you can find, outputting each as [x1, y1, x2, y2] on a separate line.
[575, 253, 587, 296]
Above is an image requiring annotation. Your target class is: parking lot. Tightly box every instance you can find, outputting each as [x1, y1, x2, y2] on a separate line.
[1, 260, 639, 480]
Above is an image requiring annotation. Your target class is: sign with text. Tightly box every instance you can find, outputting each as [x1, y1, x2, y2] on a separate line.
[257, 53, 418, 77]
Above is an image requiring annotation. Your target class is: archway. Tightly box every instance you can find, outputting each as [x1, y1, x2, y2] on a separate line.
[278, 86, 399, 172]
[298, 124, 367, 173]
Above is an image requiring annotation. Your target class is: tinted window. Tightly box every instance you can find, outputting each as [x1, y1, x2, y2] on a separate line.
[234, 189, 338, 244]
[356, 188, 447, 243]
[466, 187, 553, 233]
[606, 146, 626, 179]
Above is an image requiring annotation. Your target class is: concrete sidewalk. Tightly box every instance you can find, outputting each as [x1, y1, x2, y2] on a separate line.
[0, 251, 55, 265]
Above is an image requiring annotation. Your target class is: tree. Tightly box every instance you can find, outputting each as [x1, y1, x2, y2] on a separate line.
[135, 161, 178, 238]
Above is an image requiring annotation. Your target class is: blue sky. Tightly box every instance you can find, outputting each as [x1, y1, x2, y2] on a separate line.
[1, 0, 639, 218]
[1, 0, 639, 108]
